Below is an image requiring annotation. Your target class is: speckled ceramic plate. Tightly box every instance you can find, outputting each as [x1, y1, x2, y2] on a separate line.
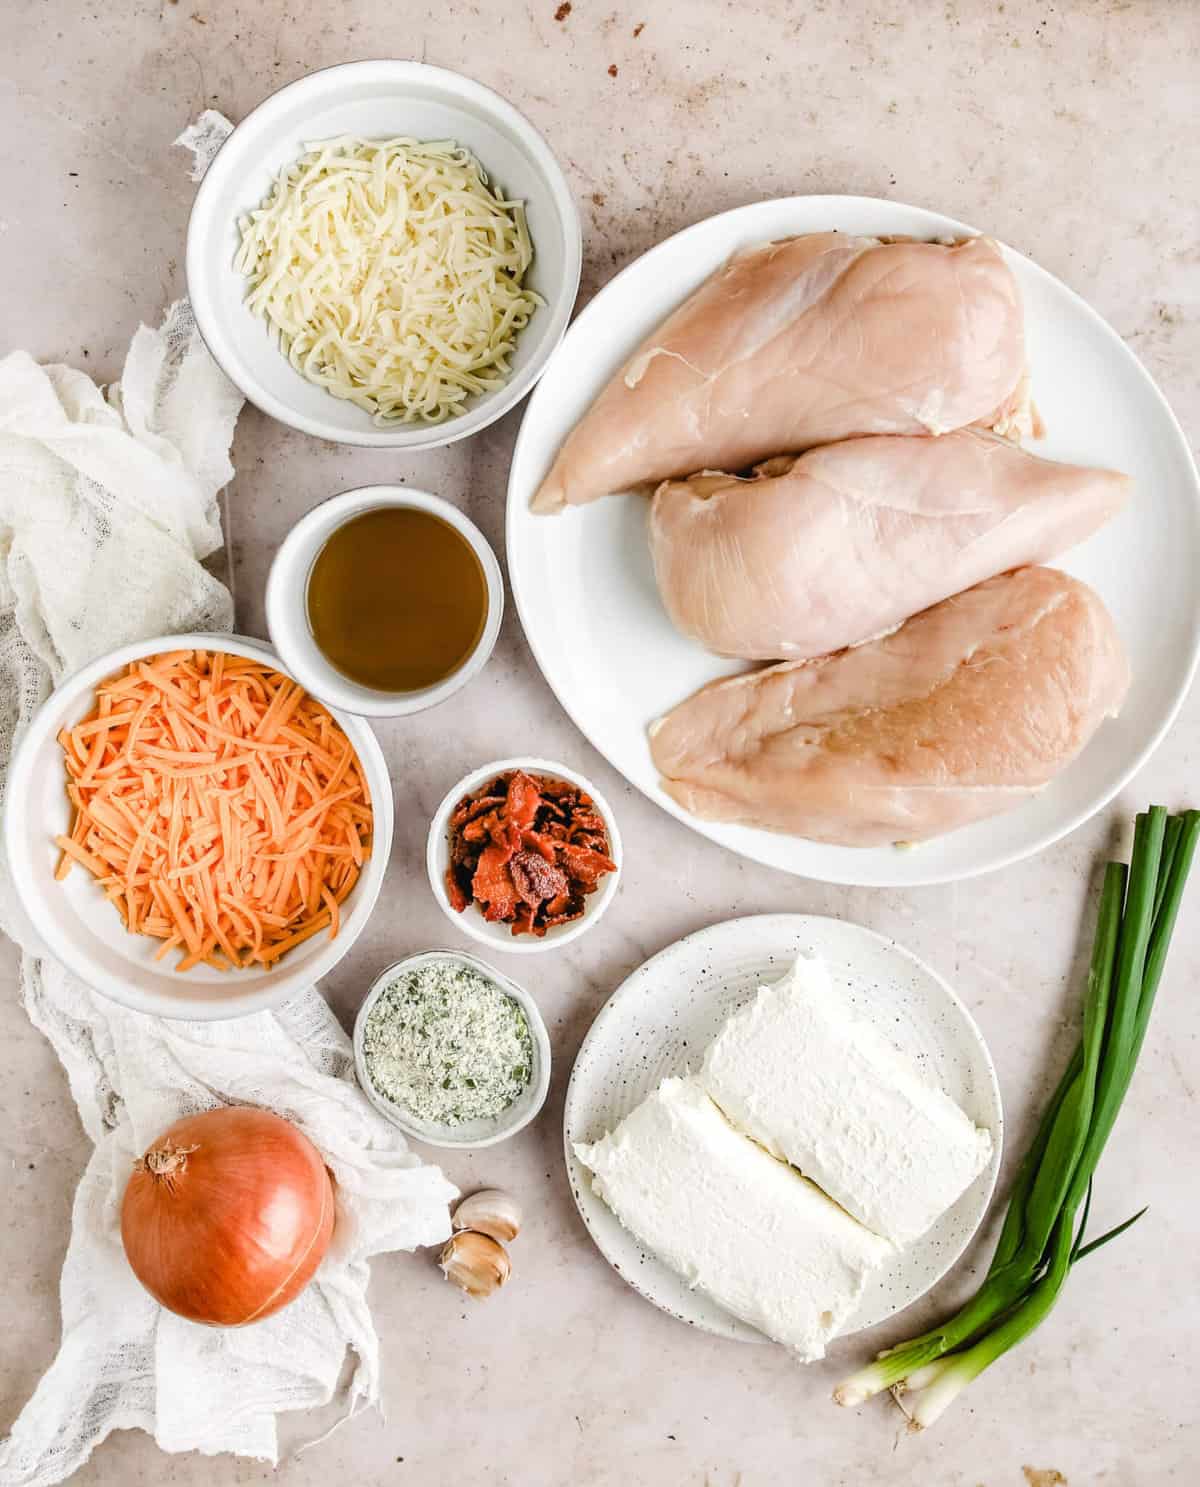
[508, 195, 1200, 886]
[564, 913, 1003, 1345]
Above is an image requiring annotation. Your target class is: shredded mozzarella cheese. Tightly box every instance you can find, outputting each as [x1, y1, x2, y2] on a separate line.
[235, 136, 542, 425]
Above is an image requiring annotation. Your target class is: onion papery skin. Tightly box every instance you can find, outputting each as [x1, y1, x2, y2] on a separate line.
[120, 1106, 335, 1327]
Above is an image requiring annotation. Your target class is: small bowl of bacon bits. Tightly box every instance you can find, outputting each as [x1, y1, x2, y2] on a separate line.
[427, 757, 622, 954]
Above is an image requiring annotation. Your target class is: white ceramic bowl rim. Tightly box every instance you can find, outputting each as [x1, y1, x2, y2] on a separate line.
[425, 755, 623, 955]
[352, 948, 552, 1149]
[3, 632, 393, 1020]
[265, 485, 505, 718]
[186, 59, 582, 450]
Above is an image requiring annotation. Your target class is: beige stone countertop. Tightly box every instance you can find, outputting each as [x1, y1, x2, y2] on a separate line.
[2, 2, 1199, 1483]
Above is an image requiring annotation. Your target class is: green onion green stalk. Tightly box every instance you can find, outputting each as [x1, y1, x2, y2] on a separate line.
[834, 807, 1200, 1430]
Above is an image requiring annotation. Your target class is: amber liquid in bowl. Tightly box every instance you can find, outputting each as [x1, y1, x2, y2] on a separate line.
[306, 507, 488, 692]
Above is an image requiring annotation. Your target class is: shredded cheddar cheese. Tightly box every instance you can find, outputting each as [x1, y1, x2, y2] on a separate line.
[55, 650, 373, 972]
[235, 136, 542, 425]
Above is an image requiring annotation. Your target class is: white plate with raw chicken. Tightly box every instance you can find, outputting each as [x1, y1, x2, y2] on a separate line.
[506, 195, 1200, 885]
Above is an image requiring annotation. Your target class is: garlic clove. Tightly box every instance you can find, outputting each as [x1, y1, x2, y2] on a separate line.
[451, 1188, 522, 1244]
[440, 1230, 512, 1299]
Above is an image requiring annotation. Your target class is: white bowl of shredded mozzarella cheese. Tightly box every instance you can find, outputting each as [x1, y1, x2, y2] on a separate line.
[186, 62, 581, 448]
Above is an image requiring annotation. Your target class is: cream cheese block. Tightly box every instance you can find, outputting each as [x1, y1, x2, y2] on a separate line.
[699, 954, 993, 1245]
[574, 1076, 893, 1361]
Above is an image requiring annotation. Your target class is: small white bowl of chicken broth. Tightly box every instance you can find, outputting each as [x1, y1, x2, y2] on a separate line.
[266, 486, 503, 717]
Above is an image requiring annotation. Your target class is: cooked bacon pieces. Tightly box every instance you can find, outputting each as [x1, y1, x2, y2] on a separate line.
[472, 844, 519, 922]
[445, 770, 616, 936]
[510, 850, 570, 908]
[556, 840, 617, 892]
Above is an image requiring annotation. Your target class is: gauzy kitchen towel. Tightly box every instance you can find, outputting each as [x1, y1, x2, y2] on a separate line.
[0, 127, 456, 1487]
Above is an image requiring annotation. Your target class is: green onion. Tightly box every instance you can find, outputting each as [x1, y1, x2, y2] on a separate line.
[834, 808, 1199, 1428]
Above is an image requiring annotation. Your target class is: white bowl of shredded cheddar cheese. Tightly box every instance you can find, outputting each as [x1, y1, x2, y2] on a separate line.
[187, 61, 581, 448]
[3, 633, 393, 1020]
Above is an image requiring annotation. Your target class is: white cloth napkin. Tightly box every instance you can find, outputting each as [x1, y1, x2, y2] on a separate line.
[0, 248, 455, 1484]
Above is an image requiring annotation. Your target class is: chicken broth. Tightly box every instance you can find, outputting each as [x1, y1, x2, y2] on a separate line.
[306, 507, 487, 692]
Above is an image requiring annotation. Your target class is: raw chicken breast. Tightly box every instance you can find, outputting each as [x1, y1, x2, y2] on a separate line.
[533, 234, 1029, 513]
[649, 567, 1130, 846]
[650, 430, 1129, 660]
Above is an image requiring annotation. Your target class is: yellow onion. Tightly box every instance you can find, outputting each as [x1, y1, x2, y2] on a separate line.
[121, 1106, 335, 1327]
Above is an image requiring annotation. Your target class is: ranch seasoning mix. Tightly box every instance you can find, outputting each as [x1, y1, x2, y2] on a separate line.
[362, 959, 533, 1126]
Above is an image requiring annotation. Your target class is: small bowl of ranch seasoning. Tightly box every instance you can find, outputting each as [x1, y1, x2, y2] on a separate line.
[353, 949, 551, 1148]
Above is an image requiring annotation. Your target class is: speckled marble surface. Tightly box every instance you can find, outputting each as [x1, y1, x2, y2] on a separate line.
[2, 2, 1199, 1483]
